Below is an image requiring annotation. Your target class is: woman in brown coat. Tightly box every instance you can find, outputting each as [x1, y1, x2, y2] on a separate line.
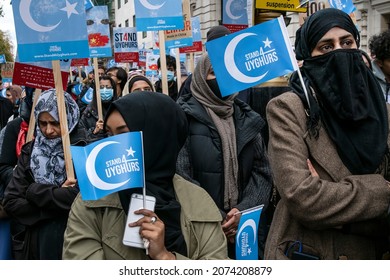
[265, 8, 390, 260]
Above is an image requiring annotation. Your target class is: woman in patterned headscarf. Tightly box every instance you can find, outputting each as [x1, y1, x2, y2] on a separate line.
[4, 89, 81, 259]
[265, 8, 390, 259]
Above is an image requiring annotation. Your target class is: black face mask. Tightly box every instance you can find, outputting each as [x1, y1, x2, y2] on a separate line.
[206, 78, 225, 100]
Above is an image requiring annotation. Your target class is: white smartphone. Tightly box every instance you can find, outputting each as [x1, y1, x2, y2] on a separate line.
[122, 193, 156, 248]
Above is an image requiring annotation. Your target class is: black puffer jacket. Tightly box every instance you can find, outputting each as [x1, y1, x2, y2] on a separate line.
[176, 92, 273, 216]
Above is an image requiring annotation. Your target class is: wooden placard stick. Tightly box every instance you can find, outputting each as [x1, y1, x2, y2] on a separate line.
[93, 57, 103, 121]
[158, 30, 168, 95]
[52, 60, 75, 180]
[175, 49, 182, 91]
[26, 88, 42, 143]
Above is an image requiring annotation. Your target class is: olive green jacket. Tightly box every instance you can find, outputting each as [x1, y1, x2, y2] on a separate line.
[63, 174, 228, 260]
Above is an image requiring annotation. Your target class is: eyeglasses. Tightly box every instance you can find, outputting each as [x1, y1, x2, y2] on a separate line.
[106, 73, 117, 78]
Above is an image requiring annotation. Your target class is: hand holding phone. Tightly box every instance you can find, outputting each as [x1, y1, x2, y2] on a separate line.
[122, 194, 156, 249]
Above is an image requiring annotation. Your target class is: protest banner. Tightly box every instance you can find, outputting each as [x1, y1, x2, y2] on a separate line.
[206, 16, 299, 97]
[71, 132, 145, 200]
[179, 17, 202, 54]
[134, 0, 184, 31]
[12, 0, 89, 62]
[222, 0, 249, 33]
[0, 62, 14, 85]
[164, 0, 193, 49]
[113, 27, 139, 63]
[0, 54, 6, 64]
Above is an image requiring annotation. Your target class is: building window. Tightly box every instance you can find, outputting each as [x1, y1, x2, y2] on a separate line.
[117, 0, 121, 9]
[125, 19, 129, 27]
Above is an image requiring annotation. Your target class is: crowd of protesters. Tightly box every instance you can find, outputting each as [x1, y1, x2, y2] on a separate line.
[1, 8, 390, 260]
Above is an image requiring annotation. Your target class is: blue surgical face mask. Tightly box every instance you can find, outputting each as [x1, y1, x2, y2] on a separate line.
[158, 70, 175, 82]
[100, 88, 113, 101]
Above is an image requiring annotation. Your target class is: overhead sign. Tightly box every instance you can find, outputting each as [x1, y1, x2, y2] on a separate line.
[256, 0, 307, 12]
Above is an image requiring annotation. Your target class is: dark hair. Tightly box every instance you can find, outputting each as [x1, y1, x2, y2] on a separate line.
[368, 30, 390, 61]
[157, 55, 176, 70]
[106, 66, 128, 92]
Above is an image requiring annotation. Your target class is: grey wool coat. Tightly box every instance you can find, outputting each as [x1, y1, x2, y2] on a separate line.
[265, 92, 390, 260]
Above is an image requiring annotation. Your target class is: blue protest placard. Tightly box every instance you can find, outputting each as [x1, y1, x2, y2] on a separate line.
[223, 0, 248, 25]
[86, 6, 112, 58]
[328, 0, 356, 14]
[0, 54, 6, 64]
[235, 205, 263, 260]
[113, 27, 139, 63]
[84, 0, 94, 10]
[134, 0, 184, 31]
[12, 0, 90, 62]
[206, 16, 298, 97]
[71, 132, 145, 200]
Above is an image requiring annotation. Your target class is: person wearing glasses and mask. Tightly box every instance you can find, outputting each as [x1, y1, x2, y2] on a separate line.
[106, 66, 128, 98]
[78, 75, 118, 143]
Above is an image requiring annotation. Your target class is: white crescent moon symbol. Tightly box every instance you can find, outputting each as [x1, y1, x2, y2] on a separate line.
[86, 141, 130, 191]
[236, 219, 257, 246]
[139, 0, 165, 10]
[226, 0, 243, 20]
[224, 33, 268, 84]
[84, 88, 93, 103]
[20, 0, 61, 32]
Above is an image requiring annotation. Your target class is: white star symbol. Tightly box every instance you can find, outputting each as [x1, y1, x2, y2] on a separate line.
[193, 27, 199, 34]
[126, 147, 136, 157]
[247, 248, 252, 255]
[263, 37, 272, 48]
[61, 0, 79, 19]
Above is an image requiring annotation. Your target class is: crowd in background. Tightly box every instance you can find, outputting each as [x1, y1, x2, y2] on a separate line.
[1, 8, 390, 260]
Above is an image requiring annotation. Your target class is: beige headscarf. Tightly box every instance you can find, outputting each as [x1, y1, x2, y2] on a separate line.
[190, 53, 239, 210]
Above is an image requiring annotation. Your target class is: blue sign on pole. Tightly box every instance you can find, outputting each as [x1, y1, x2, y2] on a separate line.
[13, 0, 90, 62]
[134, 0, 184, 31]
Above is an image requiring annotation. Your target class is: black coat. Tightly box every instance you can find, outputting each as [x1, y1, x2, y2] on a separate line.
[176, 92, 273, 215]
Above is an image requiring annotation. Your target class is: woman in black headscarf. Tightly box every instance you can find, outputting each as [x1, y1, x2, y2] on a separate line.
[265, 8, 390, 259]
[63, 92, 228, 260]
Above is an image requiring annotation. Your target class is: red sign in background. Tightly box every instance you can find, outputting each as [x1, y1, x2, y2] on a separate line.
[71, 58, 90, 67]
[114, 52, 139, 63]
[179, 41, 203, 54]
[13, 62, 68, 90]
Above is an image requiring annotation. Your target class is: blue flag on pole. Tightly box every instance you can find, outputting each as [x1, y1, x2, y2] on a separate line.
[71, 132, 145, 200]
[235, 205, 263, 260]
[206, 16, 298, 97]
[328, 0, 356, 14]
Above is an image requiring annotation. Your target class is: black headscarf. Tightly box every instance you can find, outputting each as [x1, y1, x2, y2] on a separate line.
[290, 8, 388, 175]
[104, 91, 188, 256]
[294, 8, 360, 61]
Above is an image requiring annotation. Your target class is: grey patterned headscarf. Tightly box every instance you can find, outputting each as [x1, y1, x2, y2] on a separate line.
[30, 89, 79, 185]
